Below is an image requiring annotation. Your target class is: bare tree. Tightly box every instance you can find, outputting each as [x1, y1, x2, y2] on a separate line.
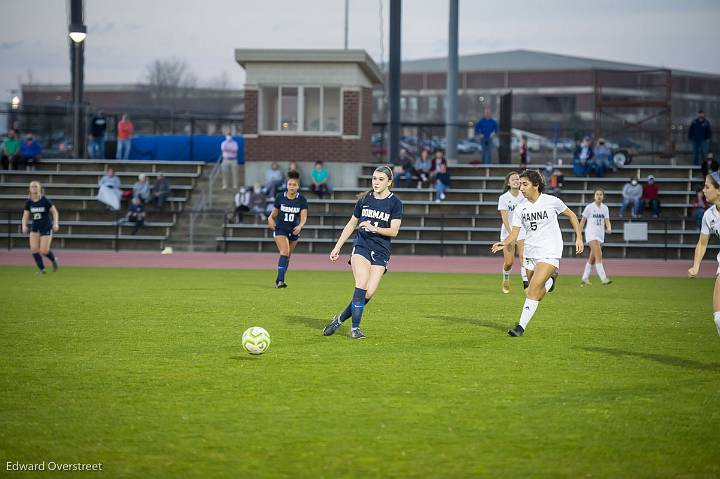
[144, 57, 198, 111]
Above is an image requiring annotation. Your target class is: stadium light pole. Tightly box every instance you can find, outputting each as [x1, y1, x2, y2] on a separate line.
[344, 0, 349, 49]
[446, 0, 459, 163]
[69, 0, 86, 159]
[387, 0, 401, 165]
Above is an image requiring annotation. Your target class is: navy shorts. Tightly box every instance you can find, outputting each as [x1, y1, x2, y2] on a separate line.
[31, 224, 52, 236]
[273, 228, 299, 242]
[351, 244, 390, 267]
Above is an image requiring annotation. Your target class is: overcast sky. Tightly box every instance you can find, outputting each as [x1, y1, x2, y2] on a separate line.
[2, 0, 719, 100]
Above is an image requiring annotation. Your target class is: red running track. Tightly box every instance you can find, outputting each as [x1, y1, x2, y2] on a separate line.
[0, 249, 715, 278]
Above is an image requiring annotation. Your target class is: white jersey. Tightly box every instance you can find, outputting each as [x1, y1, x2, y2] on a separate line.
[582, 202, 610, 243]
[701, 205, 720, 264]
[512, 193, 568, 259]
[497, 190, 527, 240]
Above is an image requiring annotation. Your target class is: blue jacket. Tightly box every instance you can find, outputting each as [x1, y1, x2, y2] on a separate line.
[688, 117, 712, 143]
[20, 140, 41, 157]
[474, 117, 497, 138]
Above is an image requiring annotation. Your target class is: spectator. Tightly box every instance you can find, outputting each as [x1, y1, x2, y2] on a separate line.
[265, 161, 284, 198]
[98, 166, 121, 210]
[234, 187, 252, 223]
[572, 137, 594, 176]
[543, 162, 564, 195]
[414, 148, 431, 188]
[393, 147, 415, 188]
[519, 135, 529, 167]
[592, 138, 613, 176]
[474, 108, 498, 164]
[20, 133, 42, 171]
[1, 128, 22, 170]
[620, 177, 642, 218]
[690, 188, 708, 229]
[688, 110, 712, 166]
[220, 133, 239, 190]
[88, 110, 108, 159]
[641, 175, 661, 218]
[429, 149, 448, 182]
[116, 114, 134, 160]
[116, 196, 145, 235]
[151, 172, 171, 208]
[250, 183, 268, 222]
[435, 162, 451, 202]
[287, 161, 301, 185]
[133, 173, 151, 203]
[310, 160, 329, 199]
[700, 152, 719, 178]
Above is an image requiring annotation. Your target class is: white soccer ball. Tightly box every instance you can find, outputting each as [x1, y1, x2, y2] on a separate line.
[242, 327, 271, 355]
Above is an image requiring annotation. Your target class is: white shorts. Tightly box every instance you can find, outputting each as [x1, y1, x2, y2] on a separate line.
[716, 264, 720, 277]
[524, 257, 560, 271]
[500, 228, 527, 242]
[585, 234, 604, 244]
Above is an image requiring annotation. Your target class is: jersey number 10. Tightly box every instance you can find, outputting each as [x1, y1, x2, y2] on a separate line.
[284, 213, 295, 222]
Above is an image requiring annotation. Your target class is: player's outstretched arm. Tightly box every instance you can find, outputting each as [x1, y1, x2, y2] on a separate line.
[21, 210, 29, 235]
[562, 208, 584, 255]
[605, 217, 612, 235]
[267, 207, 278, 230]
[330, 216, 359, 261]
[491, 226, 520, 254]
[50, 205, 60, 232]
[689, 233, 709, 277]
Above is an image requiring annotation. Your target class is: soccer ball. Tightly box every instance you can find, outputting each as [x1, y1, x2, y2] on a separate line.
[242, 327, 271, 355]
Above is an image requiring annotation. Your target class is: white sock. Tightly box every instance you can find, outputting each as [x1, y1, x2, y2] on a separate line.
[520, 266, 528, 282]
[582, 263, 592, 281]
[519, 298, 540, 329]
[596, 263, 608, 282]
[544, 277, 554, 292]
[714, 312, 720, 336]
[503, 268, 510, 281]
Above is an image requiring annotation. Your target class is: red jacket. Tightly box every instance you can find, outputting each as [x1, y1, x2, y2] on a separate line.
[643, 183, 659, 201]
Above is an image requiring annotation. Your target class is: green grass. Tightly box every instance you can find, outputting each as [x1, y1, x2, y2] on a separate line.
[0, 265, 719, 478]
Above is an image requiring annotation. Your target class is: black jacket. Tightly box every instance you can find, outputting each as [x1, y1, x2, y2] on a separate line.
[688, 117, 712, 143]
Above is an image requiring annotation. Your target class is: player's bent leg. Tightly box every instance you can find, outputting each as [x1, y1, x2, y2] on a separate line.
[593, 242, 611, 285]
[517, 240, 528, 289]
[502, 243, 515, 294]
[40, 235, 58, 272]
[274, 235, 290, 287]
[713, 276, 720, 336]
[29, 233, 45, 273]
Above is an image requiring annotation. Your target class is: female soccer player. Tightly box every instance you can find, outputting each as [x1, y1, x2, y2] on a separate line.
[497, 171, 528, 293]
[688, 171, 720, 336]
[21, 181, 59, 274]
[323, 165, 403, 339]
[267, 171, 307, 288]
[579, 189, 612, 286]
[491, 170, 583, 336]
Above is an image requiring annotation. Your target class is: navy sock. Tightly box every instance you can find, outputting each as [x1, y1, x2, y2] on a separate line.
[339, 297, 371, 322]
[276, 255, 289, 283]
[45, 250, 56, 263]
[351, 287, 367, 329]
[32, 253, 44, 271]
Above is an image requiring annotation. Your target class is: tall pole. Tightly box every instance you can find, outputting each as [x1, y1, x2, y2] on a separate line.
[446, 0, 459, 163]
[72, 41, 81, 159]
[344, 0, 349, 49]
[69, 0, 86, 159]
[387, 0, 401, 165]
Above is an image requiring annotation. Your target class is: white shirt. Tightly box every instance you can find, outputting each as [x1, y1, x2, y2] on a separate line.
[221, 138, 239, 160]
[701, 205, 720, 263]
[582, 202, 610, 242]
[497, 190, 525, 239]
[512, 193, 568, 258]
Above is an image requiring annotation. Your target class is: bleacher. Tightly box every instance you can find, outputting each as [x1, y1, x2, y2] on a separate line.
[218, 163, 714, 259]
[0, 159, 204, 250]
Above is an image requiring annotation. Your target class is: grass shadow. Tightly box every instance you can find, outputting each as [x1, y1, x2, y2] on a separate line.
[285, 315, 352, 338]
[229, 355, 261, 361]
[582, 346, 720, 372]
[424, 315, 508, 333]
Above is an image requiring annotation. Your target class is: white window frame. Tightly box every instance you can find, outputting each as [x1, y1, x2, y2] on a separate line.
[259, 84, 343, 136]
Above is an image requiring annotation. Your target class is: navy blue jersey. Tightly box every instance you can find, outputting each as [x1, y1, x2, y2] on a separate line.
[352, 192, 403, 256]
[24, 196, 53, 230]
[274, 192, 308, 230]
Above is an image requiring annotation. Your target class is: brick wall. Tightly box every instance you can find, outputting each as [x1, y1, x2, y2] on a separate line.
[244, 89, 258, 134]
[246, 135, 372, 163]
[343, 90, 359, 136]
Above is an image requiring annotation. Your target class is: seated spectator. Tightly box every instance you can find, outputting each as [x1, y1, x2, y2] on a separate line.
[429, 149, 448, 182]
[97, 166, 122, 211]
[519, 135, 529, 167]
[414, 148, 431, 188]
[250, 183, 268, 222]
[691, 188, 708, 229]
[310, 160, 330, 199]
[115, 196, 145, 235]
[151, 173, 171, 208]
[543, 162, 564, 195]
[592, 138, 613, 177]
[265, 161, 284, 198]
[393, 147, 415, 188]
[435, 163, 450, 202]
[133, 173, 151, 203]
[700, 153, 719, 178]
[619, 177, 642, 218]
[20, 133, 42, 170]
[234, 186, 251, 223]
[572, 137, 593, 176]
[1, 128, 22, 170]
[641, 175, 661, 218]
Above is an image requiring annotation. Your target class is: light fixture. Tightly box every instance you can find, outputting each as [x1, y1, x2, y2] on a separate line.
[11, 96, 20, 110]
[68, 24, 87, 43]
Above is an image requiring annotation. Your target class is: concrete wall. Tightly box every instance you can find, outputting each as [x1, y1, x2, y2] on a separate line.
[242, 161, 365, 189]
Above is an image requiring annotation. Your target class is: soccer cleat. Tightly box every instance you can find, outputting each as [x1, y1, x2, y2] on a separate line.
[275, 281, 288, 289]
[580, 279, 591, 287]
[351, 328, 367, 340]
[507, 324, 525, 337]
[523, 280, 529, 289]
[548, 271, 559, 293]
[51, 261, 58, 272]
[322, 315, 343, 336]
[36, 270, 46, 275]
[601, 279, 612, 285]
[714, 318, 720, 336]
[501, 279, 510, 294]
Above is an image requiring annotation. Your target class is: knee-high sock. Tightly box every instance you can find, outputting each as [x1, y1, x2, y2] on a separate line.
[32, 253, 44, 271]
[44, 250, 56, 263]
[520, 266, 528, 282]
[276, 255, 289, 282]
[582, 263, 592, 281]
[351, 287, 367, 329]
[519, 298, 539, 329]
[502, 267, 510, 281]
[595, 263, 608, 282]
[339, 297, 371, 322]
[544, 277, 554, 292]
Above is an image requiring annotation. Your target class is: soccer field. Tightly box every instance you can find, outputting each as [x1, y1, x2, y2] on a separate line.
[1, 266, 718, 478]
